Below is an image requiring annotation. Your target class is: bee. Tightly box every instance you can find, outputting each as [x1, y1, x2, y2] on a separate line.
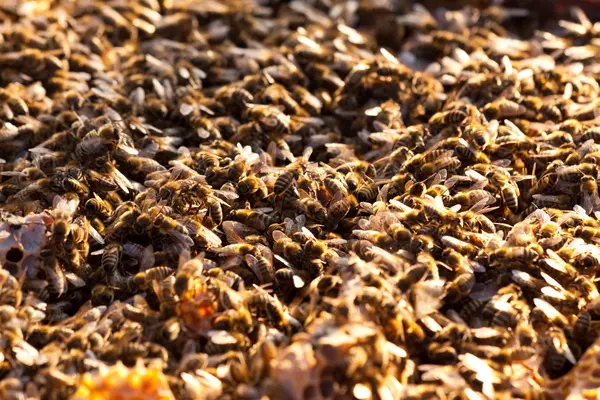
[133, 266, 174, 289]
[0, 91, 28, 118]
[534, 172, 557, 194]
[501, 182, 519, 212]
[194, 152, 221, 173]
[427, 342, 458, 364]
[91, 284, 115, 305]
[580, 175, 600, 214]
[343, 172, 363, 193]
[298, 189, 327, 223]
[451, 189, 494, 208]
[573, 311, 592, 338]
[49, 195, 79, 244]
[483, 98, 526, 119]
[101, 243, 122, 276]
[291, 85, 322, 115]
[574, 226, 600, 242]
[237, 176, 268, 199]
[429, 110, 467, 126]
[153, 213, 193, 246]
[85, 169, 118, 192]
[540, 104, 562, 122]
[335, 161, 376, 178]
[246, 104, 291, 136]
[356, 183, 380, 203]
[490, 245, 542, 264]
[43, 253, 67, 298]
[85, 193, 114, 219]
[229, 209, 275, 231]
[327, 191, 357, 228]
[272, 230, 304, 261]
[465, 123, 492, 148]
[245, 249, 275, 285]
[74, 137, 115, 163]
[215, 86, 254, 108]
[420, 157, 461, 178]
[274, 164, 302, 195]
[125, 156, 166, 176]
[246, 287, 297, 332]
[544, 327, 577, 375]
[575, 275, 599, 302]
[189, 184, 237, 226]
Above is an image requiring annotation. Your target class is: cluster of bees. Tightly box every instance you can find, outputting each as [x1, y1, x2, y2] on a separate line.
[2, 0, 600, 399]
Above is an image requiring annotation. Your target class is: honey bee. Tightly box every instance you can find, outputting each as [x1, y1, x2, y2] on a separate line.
[85, 193, 114, 219]
[135, 196, 194, 248]
[580, 175, 600, 214]
[0, 91, 28, 119]
[490, 244, 542, 264]
[327, 191, 357, 228]
[451, 189, 494, 208]
[133, 266, 174, 290]
[297, 189, 328, 223]
[49, 195, 79, 244]
[74, 137, 115, 164]
[91, 284, 115, 305]
[101, 243, 122, 276]
[245, 248, 275, 285]
[229, 209, 276, 232]
[483, 98, 526, 119]
[574, 226, 600, 242]
[272, 230, 304, 261]
[43, 252, 67, 298]
[429, 110, 467, 126]
[274, 153, 310, 195]
[237, 176, 268, 199]
[246, 286, 298, 333]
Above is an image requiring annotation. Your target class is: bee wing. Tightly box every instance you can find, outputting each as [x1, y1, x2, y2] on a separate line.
[196, 225, 222, 248]
[223, 221, 259, 244]
[65, 272, 86, 288]
[541, 286, 566, 300]
[444, 175, 467, 189]
[503, 119, 526, 139]
[256, 244, 273, 265]
[166, 229, 194, 248]
[412, 279, 445, 319]
[272, 230, 290, 241]
[140, 245, 155, 271]
[302, 146, 313, 161]
[297, 188, 312, 200]
[88, 224, 105, 245]
[178, 248, 192, 270]
[108, 165, 134, 194]
[459, 354, 498, 398]
[469, 179, 489, 191]
[0, 171, 26, 177]
[118, 143, 139, 155]
[52, 195, 79, 217]
[377, 183, 390, 202]
[170, 161, 200, 180]
[273, 253, 294, 269]
[427, 169, 447, 187]
[389, 199, 412, 212]
[533, 298, 568, 325]
[543, 250, 570, 272]
[492, 159, 511, 168]
[582, 191, 600, 215]
[213, 189, 239, 201]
